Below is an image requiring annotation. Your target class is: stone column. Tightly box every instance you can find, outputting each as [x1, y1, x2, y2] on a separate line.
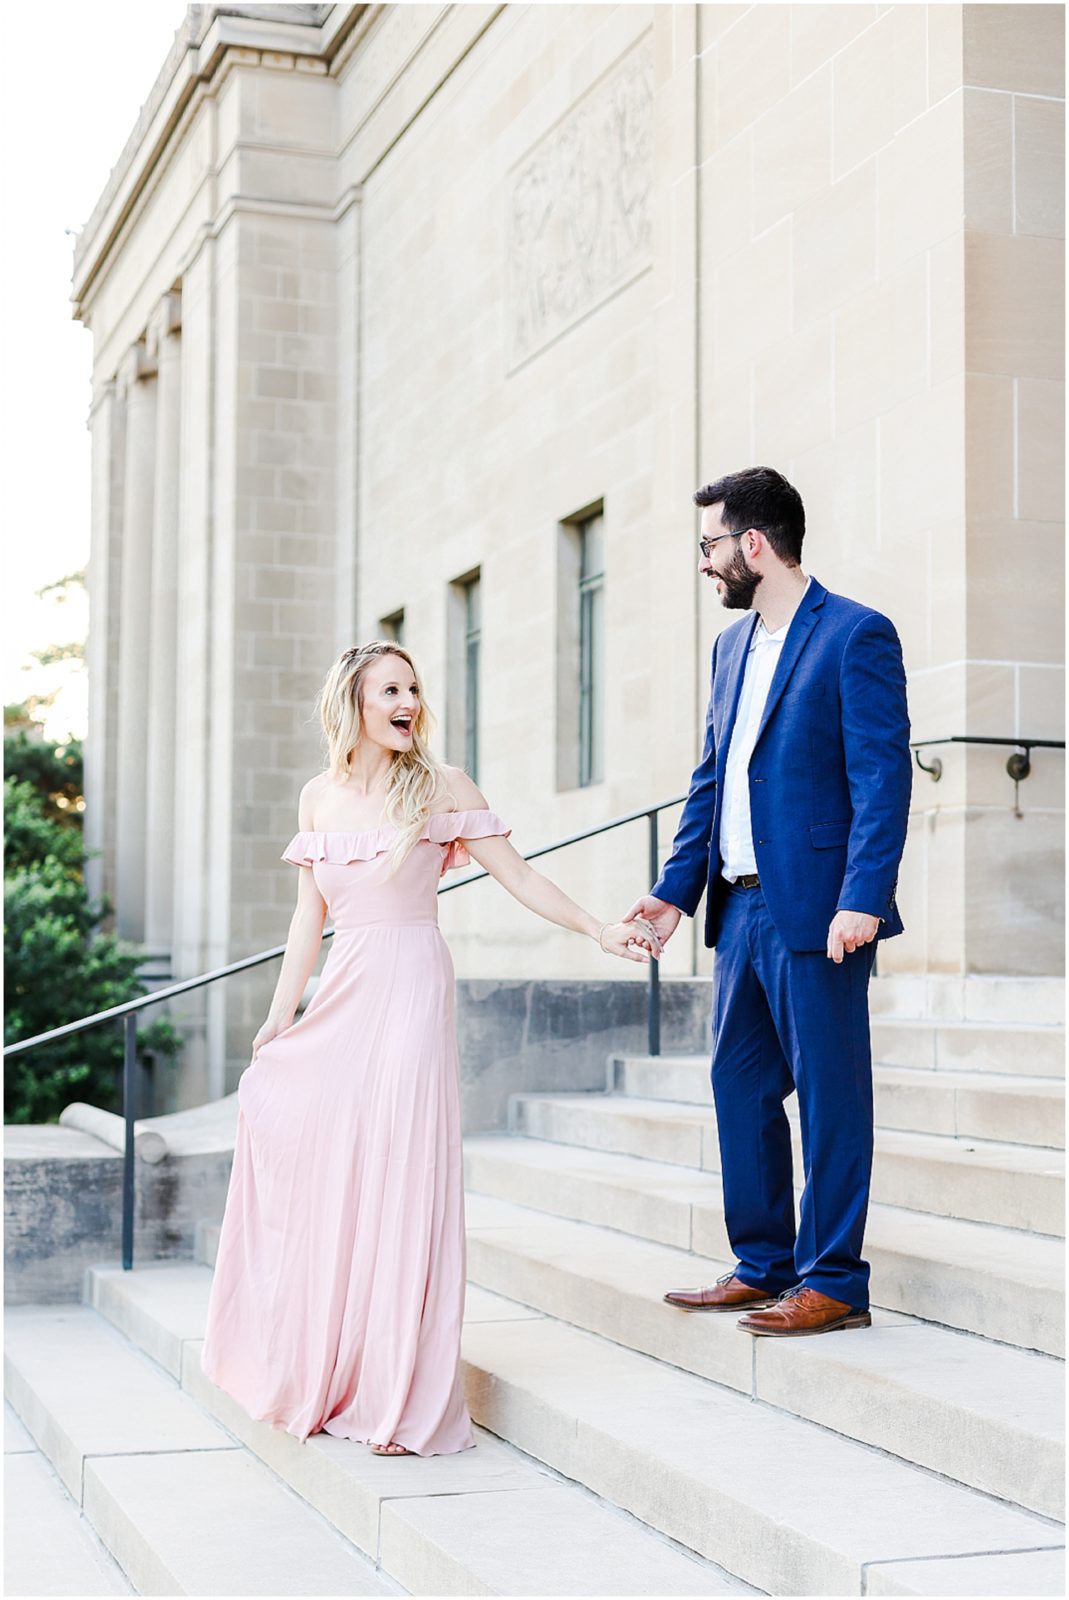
[889, 3, 1065, 977]
[169, 241, 216, 1108]
[84, 381, 125, 915]
[143, 293, 182, 957]
[113, 342, 157, 944]
[172, 246, 214, 986]
[221, 203, 339, 1090]
[956, 2, 1064, 976]
[335, 190, 362, 647]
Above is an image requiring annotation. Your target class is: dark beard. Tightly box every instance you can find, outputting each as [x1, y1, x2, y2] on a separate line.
[713, 546, 762, 610]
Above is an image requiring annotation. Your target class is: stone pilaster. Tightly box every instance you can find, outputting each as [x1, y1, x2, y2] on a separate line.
[84, 381, 125, 918]
[172, 247, 214, 988]
[143, 293, 183, 957]
[886, 2, 1065, 977]
[956, 2, 1064, 976]
[113, 343, 157, 944]
[334, 188, 361, 647]
[170, 244, 217, 1108]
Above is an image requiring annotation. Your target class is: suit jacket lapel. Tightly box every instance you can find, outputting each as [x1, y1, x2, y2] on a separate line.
[753, 578, 826, 748]
[715, 613, 759, 786]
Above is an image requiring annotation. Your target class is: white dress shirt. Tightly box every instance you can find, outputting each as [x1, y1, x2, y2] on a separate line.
[719, 577, 812, 881]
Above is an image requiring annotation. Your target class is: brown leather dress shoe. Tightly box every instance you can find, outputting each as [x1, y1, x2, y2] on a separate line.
[664, 1267, 777, 1311]
[736, 1285, 871, 1336]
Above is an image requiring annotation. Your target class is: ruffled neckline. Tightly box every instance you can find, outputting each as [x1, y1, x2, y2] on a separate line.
[280, 807, 510, 871]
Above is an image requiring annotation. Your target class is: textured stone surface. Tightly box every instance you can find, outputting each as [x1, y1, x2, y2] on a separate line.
[461, 1316, 1061, 1597]
[4, 1453, 133, 1597]
[612, 1050, 1066, 1147]
[464, 1190, 1064, 1519]
[464, 1133, 1065, 1354]
[864, 1547, 1065, 1596]
[510, 1088, 1066, 1232]
[3, 1306, 232, 1501]
[68, 1263, 748, 1595]
[84, 1449, 394, 1596]
[380, 1484, 746, 1596]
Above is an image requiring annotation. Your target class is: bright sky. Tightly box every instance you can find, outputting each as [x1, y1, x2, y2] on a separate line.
[1, 2, 186, 743]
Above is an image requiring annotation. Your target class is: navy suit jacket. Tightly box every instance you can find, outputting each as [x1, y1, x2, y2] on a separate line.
[651, 578, 912, 952]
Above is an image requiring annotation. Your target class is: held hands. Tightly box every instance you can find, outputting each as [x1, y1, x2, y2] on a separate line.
[598, 917, 664, 964]
[622, 895, 682, 954]
[827, 910, 880, 963]
[594, 894, 683, 963]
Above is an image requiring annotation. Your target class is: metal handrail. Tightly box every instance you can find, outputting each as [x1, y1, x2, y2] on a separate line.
[5, 795, 687, 1270]
[911, 734, 1063, 774]
[910, 735, 1064, 813]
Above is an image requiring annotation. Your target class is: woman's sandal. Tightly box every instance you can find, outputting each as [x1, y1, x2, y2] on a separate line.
[369, 1441, 413, 1455]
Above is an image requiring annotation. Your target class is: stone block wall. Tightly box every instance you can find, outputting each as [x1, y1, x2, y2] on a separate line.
[71, 6, 1063, 1108]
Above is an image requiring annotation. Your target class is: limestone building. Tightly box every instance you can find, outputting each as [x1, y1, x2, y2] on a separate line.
[74, 3, 1065, 1100]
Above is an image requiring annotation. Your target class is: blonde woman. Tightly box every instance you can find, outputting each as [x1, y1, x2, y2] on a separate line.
[200, 641, 661, 1457]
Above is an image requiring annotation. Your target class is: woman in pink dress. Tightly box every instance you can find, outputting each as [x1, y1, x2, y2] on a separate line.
[200, 640, 660, 1457]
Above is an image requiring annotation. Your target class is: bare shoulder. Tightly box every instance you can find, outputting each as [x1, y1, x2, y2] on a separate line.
[436, 764, 490, 813]
[297, 772, 331, 830]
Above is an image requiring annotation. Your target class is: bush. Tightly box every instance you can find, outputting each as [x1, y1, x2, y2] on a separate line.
[3, 729, 180, 1124]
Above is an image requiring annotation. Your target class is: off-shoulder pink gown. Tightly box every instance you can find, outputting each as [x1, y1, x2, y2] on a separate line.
[199, 808, 511, 1455]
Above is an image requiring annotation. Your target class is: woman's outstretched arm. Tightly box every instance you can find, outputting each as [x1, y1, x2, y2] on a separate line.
[442, 768, 660, 964]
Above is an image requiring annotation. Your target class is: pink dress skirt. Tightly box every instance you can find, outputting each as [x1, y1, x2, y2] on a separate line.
[199, 808, 510, 1455]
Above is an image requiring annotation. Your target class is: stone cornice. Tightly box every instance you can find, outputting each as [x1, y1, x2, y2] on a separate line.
[71, 3, 365, 315]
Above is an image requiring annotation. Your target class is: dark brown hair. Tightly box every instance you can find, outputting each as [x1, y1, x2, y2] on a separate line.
[694, 467, 805, 566]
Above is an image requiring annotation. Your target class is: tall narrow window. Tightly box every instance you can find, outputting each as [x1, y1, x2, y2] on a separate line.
[380, 608, 404, 644]
[447, 570, 480, 781]
[556, 503, 605, 790]
[577, 514, 604, 786]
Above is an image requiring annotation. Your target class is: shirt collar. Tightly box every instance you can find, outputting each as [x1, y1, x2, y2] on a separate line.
[752, 574, 812, 645]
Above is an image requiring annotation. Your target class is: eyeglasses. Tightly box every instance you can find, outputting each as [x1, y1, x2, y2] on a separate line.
[698, 527, 763, 559]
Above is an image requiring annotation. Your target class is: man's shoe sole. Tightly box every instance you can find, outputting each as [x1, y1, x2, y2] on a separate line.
[664, 1294, 778, 1312]
[738, 1309, 872, 1335]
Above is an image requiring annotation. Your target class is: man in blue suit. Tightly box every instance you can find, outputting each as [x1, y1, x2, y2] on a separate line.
[625, 466, 911, 1336]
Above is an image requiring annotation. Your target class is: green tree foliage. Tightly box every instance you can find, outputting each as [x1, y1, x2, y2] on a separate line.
[4, 713, 179, 1124]
[4, 724, 84, 824]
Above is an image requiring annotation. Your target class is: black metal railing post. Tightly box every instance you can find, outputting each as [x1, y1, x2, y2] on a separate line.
[647, 808, 660, 1057]
[122, 1012, 137, 1271]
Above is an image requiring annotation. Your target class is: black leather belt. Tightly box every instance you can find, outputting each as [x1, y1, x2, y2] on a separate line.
[732, 873, 761, 888]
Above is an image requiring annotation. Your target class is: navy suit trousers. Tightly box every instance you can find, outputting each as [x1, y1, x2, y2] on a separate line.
[711, 879, 878, 1309]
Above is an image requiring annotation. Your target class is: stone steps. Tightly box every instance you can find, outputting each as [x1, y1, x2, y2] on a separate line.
[510, 1090, 1065, 1235]
[868, 975, 1064, 1028]
[57, 1256, 1066, 1598]
[613, 1054, 1066, 1149]
[463, 1134, 1064, 1356]
[862, 1548, 1066, 1596]
[3, 1304, 397, 1596]
[870, 1018, 1064, 1077]
[6, 1270, 749, 1597]
[873, 1066, 1065, 1147]
[460, 1311, 1064, 1596]
[4, 1400, 134, 1597]
[463, 1190, 1064, 1519]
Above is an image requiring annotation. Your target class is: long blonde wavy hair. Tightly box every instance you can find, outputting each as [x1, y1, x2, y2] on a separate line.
[315, 641, 453, 877]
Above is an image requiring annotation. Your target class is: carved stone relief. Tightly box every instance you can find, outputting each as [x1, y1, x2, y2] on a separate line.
[507, 33, 653, 371]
